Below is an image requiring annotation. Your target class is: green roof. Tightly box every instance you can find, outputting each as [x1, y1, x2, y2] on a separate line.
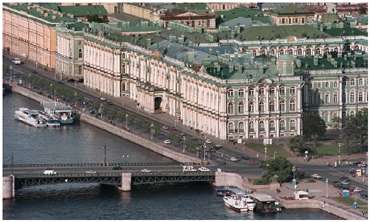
[298, 55, 368, 70]
[273, 4, 314, 15]
[173, 3, 208, 13]
[217, 7, 271, 24]
[324, 26, 367, 37]
[59, 5, 107, 17]
[238, 25, 328, 41]
[321, 14, 340, 23]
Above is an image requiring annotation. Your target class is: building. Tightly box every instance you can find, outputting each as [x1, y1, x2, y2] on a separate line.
[122, 3, 161, 22]
[160, 11, 216, 29]
[207, 3, 256, 11]
[271, 5, 316, 26]
[3, 3, 75, 70]
[55, 22, 86, 80]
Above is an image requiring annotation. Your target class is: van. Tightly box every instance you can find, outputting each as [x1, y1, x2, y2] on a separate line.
[43, 169, 56, 175]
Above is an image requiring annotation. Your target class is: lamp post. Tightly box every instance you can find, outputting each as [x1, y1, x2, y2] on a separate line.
[292, 166, 297, 192]
[325, 178, 329, 198]
[338, 143, 342, 166]
[264, 146, 267, 161]
[9, 65, 13, 83]
[103, 144, 107, 166]
[150, 122, 155, 140]
[125, 113, 129, 130]
[182, 135, 186, 153]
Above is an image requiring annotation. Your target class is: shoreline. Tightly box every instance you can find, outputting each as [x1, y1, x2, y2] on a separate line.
[10, 84, 201, 164]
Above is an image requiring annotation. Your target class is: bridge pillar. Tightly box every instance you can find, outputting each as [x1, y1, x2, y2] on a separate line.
[3, 175, 15, 199]
[119, 172, 132, 192]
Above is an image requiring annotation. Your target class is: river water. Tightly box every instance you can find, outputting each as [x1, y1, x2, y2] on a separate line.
[3, 93, 340, 220]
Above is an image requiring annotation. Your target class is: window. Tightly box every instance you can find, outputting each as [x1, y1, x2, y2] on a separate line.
[269, 88, 275, 95]
[249, 121, 254, 132]
[248, 102, 254, 112]
[249, 88, 254, 96]
[227, 89, 234, 97]
[279, 120, 285, 130]
[289, 87, 295, 95]
[289, 99, 295, 111]
[334, 82, 337, 88]
[333, 94, 338, 103]
[269, 101, 275, 112]
[350, 92, 355, 103]
[269, 120, 275, 131]
[78, 65, 82, 75]
[78, 48, 82, 58]
[238, 89, 244, 97]
[259, 121, 265, 131]
[238, 102, 244, 114]
[359, 92, 363, 102]
[290, 119, 296, 131]
[318, 82, 321, 88]
[279, 100, 285, 112]
[279, 87, 285, 95]
[350, 79, 355, 86]
[358, 78, 363, 86]
[238, 122, 244, 133]
[228, 122, 235, 133]
[325, 94, 330, 104]
[259, 87, 264, 95]
[259, 101, 264, 112]
[227, 102, 234, 114]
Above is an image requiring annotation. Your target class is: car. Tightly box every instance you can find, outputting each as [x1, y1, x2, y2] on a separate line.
[311, 174, 322, 180]
[100, 97, 107, 101]
[112, 166, 122, 170]
[198, 167, 210, 172]
[205, 139, 212, 144]
[230, 157, 240, 162]
[163, 139, 171, 144]
[141, 169, 152, 173]
[12, 58, 22, 65]
[183, 165, 197, 172]
[85, 170, 96, 174]
[353, 187, 362, 193]
[43, 169, 56, 175]
[162, 126, 169, 130]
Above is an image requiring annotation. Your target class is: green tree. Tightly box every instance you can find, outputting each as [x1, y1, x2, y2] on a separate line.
[261, 157, 293, 183]
[303, 112, 327, 140]
[343, 109, 368, 152]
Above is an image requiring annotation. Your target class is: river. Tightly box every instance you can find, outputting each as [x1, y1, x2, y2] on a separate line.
[3, 93, 340, 220]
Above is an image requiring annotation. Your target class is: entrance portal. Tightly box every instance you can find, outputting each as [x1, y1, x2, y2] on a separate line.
[154, 97, 162, 111]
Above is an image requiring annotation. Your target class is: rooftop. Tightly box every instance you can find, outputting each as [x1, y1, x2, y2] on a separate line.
[58, 5, 107, 17]
[216, 7, 272, 24]
[298, 54, 368, 70]
[272, 4, 315, 16]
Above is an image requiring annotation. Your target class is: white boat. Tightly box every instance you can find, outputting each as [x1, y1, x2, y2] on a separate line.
[42, 101, 75, 125]
[14, 108, 47, 128]
[38, 111, 61, 127]
[223, 194, 256, 212]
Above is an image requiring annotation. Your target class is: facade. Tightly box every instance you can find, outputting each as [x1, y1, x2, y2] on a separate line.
[207, 3, 256, 11]
[161, 11, 216, 29]
[271, 12, 315, 25]
[55, 23, 85, 80]
[3, 5, 60, 70]
[122, 3, 161, 21]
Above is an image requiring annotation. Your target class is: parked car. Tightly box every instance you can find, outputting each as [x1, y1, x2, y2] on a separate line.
[311, 174, 322, 180]
[183, 165, 197, 172]
[11, 58, 22, 65]
[230, 157, 240, 162]
[141, 169, 151, 173]
[85, 170, 96, 174]
[43, 169, 56, 175]
[163, 139, 171, 144]
[198, 167, 210, 172]
[100, 97, 107, 101]
[353, 187, 362, 193]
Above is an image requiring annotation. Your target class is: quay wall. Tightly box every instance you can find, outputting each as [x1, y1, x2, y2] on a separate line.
[11, 85, 202, 164]
[214, 172, 280, 191]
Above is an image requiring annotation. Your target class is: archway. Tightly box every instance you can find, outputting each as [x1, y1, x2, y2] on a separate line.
[154, 97, 162, 111]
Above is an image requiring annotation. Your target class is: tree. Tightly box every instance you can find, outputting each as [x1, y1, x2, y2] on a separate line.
[288, 135, 311, 155]
[303, 112, 327, 140]
[261, 157, 294, 183]
[343, 109, 368, 152]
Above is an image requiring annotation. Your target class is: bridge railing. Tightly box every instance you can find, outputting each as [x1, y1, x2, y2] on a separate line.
[4, 161, 201, 169]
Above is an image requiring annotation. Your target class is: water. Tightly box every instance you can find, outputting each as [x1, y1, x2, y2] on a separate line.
[3, 93, 340, 220]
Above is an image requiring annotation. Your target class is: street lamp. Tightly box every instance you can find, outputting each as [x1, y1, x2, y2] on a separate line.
[125, 113, 129, 130]
[325, 178, 329, 198]
[182, 135, 186, 153]
[338, 143, 342, 166]
[150, 122, 155, 140]
[292, 166, 297, 192]
[103, 144, 107, 166]
[264, 146, 267, 161]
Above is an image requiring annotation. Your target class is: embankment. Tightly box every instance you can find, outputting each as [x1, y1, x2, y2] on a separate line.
[11, 85, 201, 164]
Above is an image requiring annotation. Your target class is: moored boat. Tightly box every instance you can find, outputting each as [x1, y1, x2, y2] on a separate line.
[223, 194, 256, 212]
[42, 101, 76, 125]
[14, 108, 47, 128]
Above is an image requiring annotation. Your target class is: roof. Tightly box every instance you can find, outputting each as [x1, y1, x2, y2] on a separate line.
[250, 193, 276, 202]
[58, 5, 107, 17]
[298, 55, 367, 70]
[220, 17, 253, 28]
[43, 102, 72, 111]
[272, 4, 315, 16]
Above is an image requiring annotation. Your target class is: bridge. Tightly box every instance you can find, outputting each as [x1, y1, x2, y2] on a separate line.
[3, 162, 216, 199]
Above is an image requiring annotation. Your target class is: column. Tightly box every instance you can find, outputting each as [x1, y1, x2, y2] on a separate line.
[119, 172, 132, 192]
[3, 175, 15, 199]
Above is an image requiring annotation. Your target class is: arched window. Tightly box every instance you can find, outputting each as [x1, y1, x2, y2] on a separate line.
[259, 101, 264, 112]
[259, 121, 265, 131]
[249, 121, 254, 132]
[227, 89, 234, 97]
[238, 102, 244, 114]
[279, 120, 285, 130]
[249, 88, 254, 96]
[333, 94, 338, 103]
[228, 122, 235, 133]
[269, 88, 275, 95]
[350, 111, 355, 116]
[289, 99, 295, 111]
[269, 101, 275, 112]
[350, 91, 355, 103]
[350, 79, 355, 86]
[248, 102, 254, 112]
[238, 122, 244, 133]
[358, 78, 363, 86]
[279, 100, 285, 112]
[289, 87, 295, 95]
[358, 92, 363, 102]
[269, 120, 275, 131]
[325, 94, 329, 104]
[259, 87, 264, 95]
[290, 119, 296, 131]
[238, 89, 244, 97]
[227, 102, 233, 114]
[279, 87, 285, 95]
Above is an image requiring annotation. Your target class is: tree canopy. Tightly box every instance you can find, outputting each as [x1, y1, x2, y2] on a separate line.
[303, 112, 327, 140]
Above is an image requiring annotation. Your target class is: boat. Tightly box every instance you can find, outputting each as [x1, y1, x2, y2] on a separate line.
[14, 108, 47, 128]
[223, 194, 256, 212]
[250, 193, 282, 213]
[42, 101, 76, 125]
[38, 111, 61, 127]
[216, 186, 248, 197]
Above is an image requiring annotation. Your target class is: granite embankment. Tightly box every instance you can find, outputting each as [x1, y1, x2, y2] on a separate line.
[11, 85, 201, 164]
